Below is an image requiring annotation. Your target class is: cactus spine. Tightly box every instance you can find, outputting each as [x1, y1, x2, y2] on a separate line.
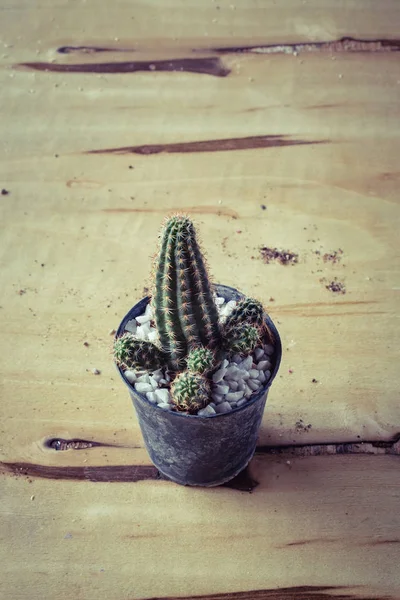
[153, 215, 221, 371]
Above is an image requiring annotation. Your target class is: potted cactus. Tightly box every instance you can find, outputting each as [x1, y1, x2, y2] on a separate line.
[114, 215, 282, 486]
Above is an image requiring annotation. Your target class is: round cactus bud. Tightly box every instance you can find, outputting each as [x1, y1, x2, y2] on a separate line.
[171, 371, 210, 414]
[223, 323, 261, 356]
[186, 346, 215, 374]
[114, 333, 166, 371]
[224, 298, 264, 330]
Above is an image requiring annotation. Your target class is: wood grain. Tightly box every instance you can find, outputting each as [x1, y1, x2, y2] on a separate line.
[1, 0, 400, 598]
[1, 455, 399, 600]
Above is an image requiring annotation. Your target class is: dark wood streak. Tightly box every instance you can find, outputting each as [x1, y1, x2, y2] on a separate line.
[3, 434, 399, 483]
[19, 57, 230, 77]
[256, 432, 400, 457]
[86, 135, 325, 156]
[57, 45, 133, 54]
[208, 36, 400, 54]
[45, 437, 121, 451]
[141, 585, 387, 600]
[1, 462, 159, 483]
[0, 462, 258, 491]
[367, 539, 400, 546]
[284, 537, 400, 548]
[56, 36, 400, 58]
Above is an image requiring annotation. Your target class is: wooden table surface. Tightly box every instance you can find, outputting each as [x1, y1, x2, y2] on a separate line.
[1, 1, 399, 599]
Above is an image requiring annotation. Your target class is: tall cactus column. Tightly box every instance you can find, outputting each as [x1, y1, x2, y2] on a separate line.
[153, 215, 221, 371]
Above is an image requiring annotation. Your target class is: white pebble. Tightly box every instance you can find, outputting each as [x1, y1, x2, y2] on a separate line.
[165, 372, 171, 382]
[257, 360, 272, 371]
[148, 329, 158, 343]
[144, 303, 154, 317]
[209, 402, 217, 410]
[258, 370, 266, 384]
[244, 385, 253, 398]
[215, 402, 232, 413]
[140, 321, 151, 333]
[228, 380, 239, 392]
[211, 393, 224, 404]
[254, 348, 265, 361]
[149, 376, 158, 390]
[264, 344, 274, 356]
[249, 369, 260, 379]
[247, 379, 261, 391]
[155, 388, 170, 404]
[135, 382, 153, 393]
[232, 354, 242, 364]
[223, 300, 237, 316]
[238, 369, 250, 380]
[225, 365, 241, 380]
[237, 380, 246, 391]
[212, 367, 227, 383]
[238, 356, 252, 371]
[136, 314, 151, 325]
[237, 398, 247, 407]
[146, 392, 158, 403]
[222, 358, 229, 369]
[136, 326, 148, 341]
[264, 370, 271, 381]
[151, 369, 164, 382]
[225, 391, 244, 402]
[125, 319, 137, 334]
[124, 370, 137, 383]
[214, 384, 229, 395]
[198, 405, 216, 416]
[157, 403, 170, 410]
[215, 296, 225, 305]
[137, 373, 150, 383]
[159, 378, 168, 385]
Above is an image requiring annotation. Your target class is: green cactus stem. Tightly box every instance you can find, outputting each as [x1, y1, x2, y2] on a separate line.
[153, 215, 221, 371]
[171, 371, 210, 414]
[223, 323, 261, 356]
[224, 298, 264, 330]
[186, 346, 215, 374]
[114, 333, 166, 371]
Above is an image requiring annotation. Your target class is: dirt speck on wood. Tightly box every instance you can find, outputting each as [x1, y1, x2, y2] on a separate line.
[325, 278, 346, 294]
[323, 249, 343, 264]
[260, 247, 299, 265]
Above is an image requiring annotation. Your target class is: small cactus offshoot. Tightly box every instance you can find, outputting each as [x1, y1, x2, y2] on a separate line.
[223, 323, 261, 355]
[224, 298, 264, 329]
[186, 346, 215, 374]
[171, 371, 210, 414]
[114, 333, 166, 371]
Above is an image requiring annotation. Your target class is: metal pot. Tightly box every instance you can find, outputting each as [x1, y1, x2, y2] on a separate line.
[116, 284, 282, 487]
